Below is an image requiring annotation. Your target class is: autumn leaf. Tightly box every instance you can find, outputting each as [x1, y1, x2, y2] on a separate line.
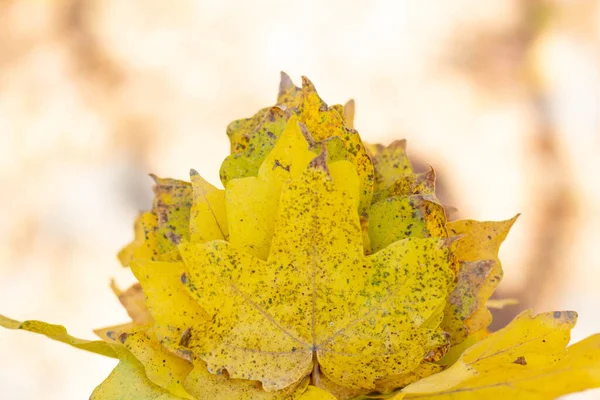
[220, 106, 291, 184]
[183, 363, 310, 400]
[3, 73, 600, 400]
[365, 140, 412, 196]
[90, 344, 183, 400]
[178, 153, 454, 391]
[118, 176, 194, 266]
[129, 259, 209, 356]
[368, 194, 448, 253]
[189, 169, 228, 243]
[119, 328, 195, 399]
[401, 310, 600, 399]
[109, 280, 152, 326]
[221, 74, 373, 214]
[0, 314, 117, 358]
[224, 115, 316, 260]
[297, 77, 373, 212]
[447, 217, 519, 334]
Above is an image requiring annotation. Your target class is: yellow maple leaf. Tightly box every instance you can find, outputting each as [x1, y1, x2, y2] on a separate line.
[401, 310, 600, 399]
[178, 153, 454, 392]
[3, 74, 600, 400]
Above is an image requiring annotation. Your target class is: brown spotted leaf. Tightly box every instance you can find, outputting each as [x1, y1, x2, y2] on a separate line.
[178, 156, 454, 392]
[447, 216, 519, 333]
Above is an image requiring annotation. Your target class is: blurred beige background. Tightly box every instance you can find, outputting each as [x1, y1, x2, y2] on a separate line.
[0, 0, 598, 399]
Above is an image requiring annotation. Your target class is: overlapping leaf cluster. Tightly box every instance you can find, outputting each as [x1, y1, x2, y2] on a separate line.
[2, 74, 600, 399]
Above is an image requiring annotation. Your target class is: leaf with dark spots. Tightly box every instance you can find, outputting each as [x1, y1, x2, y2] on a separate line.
[178, 160, 454, 391]
[368, 195, 448, 253]
[221, 106, 290, 185]
[447, 216, 519, 333]
[441, 260, 495, 345]
[365, 140, 412, 196]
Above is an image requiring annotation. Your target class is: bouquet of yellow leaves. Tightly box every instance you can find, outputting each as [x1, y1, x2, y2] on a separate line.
[2, 74, 600, 399]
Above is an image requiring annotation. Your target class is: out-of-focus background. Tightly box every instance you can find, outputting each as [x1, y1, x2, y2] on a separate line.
[0, 0, 598, 398]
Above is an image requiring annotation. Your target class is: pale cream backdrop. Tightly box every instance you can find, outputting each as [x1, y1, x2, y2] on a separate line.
[0, 0, 598, 399]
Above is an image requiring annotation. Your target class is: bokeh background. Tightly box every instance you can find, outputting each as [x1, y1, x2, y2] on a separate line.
[0, 0, 598, 399]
